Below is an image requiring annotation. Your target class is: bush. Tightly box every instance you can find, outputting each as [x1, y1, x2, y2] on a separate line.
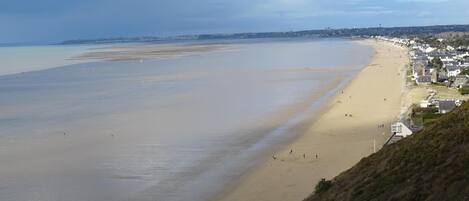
[459, 86, 469, 95]
[315, 178, 332, 194]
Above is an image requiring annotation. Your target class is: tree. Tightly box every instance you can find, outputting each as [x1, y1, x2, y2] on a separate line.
[430, 57, 443, 70]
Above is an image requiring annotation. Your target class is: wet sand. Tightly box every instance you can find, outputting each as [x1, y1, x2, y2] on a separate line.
[71, 43, 236, 61]
[217, 39, 409, 201]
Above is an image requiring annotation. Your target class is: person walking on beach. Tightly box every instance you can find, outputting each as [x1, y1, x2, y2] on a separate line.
[315, 154, 318, 159]
[290, 149, 293, 154]
[303, 154, 306, 159]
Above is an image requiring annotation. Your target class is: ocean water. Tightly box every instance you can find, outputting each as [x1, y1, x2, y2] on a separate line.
[0, 39, 372, 201]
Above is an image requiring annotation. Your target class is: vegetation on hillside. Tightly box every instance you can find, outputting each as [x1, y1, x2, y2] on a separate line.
[305, 101, 469, 201]
[417, 33, 469, 49]
[410, 106, 442, 127]
[459, 86, 469, 95]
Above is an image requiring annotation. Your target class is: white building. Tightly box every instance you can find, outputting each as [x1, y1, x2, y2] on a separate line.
[391, 122, 413, 138]
[446, 66, 461, 77]
[424, 47, 436, 53]
[420, 100, 431, 108]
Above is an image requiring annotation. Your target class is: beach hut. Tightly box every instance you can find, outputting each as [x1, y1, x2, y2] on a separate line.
[391, 122, 413, 138]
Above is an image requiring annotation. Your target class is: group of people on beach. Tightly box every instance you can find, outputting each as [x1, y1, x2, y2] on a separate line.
[272, 149, 318, 161]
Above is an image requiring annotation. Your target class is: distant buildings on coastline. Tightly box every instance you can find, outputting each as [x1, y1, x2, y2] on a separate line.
[408, 40, 469, 88]
[376, 35, 468, 144]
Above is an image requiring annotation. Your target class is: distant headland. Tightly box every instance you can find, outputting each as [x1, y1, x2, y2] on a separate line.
[59, 24, 469, 45]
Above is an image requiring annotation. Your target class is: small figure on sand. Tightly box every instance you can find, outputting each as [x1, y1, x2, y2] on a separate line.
[290, 149, 293, 154]
[345, 114, 348, 117]
[384, 98, 387, 101]
[315, 154, 318, 159]
[303, 153, 306, 159]
[272, 155, 277, 160]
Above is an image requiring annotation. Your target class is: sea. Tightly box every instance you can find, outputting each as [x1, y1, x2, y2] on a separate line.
[0, 39, 373, 201]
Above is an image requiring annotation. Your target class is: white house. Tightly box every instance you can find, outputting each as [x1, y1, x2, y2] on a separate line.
[424, 47, 436, 53]
[440, 56, 454, 62]
[420, 100, 431, 108]
[391, 122, 413, 138]
[446, 66, 461, 77]
[456, 52, 469, 59]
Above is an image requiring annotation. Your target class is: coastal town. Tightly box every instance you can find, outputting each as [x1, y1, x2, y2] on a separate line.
[376, 35, 469, 143]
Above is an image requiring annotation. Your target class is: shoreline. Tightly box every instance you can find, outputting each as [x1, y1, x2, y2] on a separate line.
[216, 39, 409, 201]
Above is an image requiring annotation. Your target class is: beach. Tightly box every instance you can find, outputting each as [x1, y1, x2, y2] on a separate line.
[217, 39, 409, 201]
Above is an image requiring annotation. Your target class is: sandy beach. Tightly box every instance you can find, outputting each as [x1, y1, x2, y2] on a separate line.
[217, 39, 409, 201]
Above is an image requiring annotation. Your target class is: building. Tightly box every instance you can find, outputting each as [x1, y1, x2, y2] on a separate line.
[438, 71, 448, 82]
[416, 75, 432, 85]
[431, 70, 438, 82]
[420, 100, 432, 108]
[391, 122, 413, 138]
[452, 75, 468, 88]
[438, 100, 456, 114]
[446, 65, 461, 77]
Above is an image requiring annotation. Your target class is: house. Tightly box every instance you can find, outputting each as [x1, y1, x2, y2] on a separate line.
[438, 71, 448, 82]
[461, 60, 469, 68]
[412, 60, 427, 78]
[391, 122, 413, 138]
[446, 65, 461, 77]
[420, 100, 432, 108]
[452, 75, 468, 88]
[424, 47, 436, 53]
[431, 70, 438, 82]
[416, 75, 432, 85]
[440, 56, 454, 62]
[438, 100, 456, 114]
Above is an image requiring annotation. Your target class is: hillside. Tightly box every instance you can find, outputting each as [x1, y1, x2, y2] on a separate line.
[305, 102, 469, 201]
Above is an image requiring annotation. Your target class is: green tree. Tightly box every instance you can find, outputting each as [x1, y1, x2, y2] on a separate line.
[430, 57, 443, 70]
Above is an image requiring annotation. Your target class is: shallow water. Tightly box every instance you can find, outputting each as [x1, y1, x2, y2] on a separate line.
[0, 39, 372, 201]
[0, 44, 102, 76]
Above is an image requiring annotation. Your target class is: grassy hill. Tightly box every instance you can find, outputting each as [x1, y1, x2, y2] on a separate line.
[305, 102, 469, 201]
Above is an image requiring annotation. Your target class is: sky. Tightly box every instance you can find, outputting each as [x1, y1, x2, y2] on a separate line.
[1, 0, 469, 43]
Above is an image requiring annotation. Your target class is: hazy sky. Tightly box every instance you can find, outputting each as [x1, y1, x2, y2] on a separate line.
[1, 0, 469, 43]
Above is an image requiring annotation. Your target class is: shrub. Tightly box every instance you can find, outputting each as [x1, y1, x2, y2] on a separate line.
[459, 86, 469, 95]
[315, 178, 332, 194]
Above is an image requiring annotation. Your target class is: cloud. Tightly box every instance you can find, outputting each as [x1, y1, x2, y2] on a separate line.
[0, 0, 468, 43]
